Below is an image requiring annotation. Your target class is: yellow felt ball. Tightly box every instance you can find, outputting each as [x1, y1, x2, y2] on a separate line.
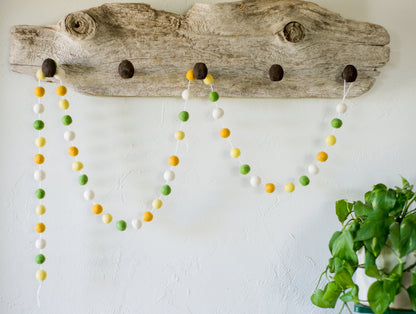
[203, 74, 214, 85]
[168, 155, 179, 166]
[220, 128, 231, 138]
[36, 69, 46, 81]
[35, 222, 46, 233]
[317, 151, 329, 162]
[36, 270, 47, 282]
[36, 205, 46, 215]
[265, 183, 275, 193]
[186, 70, 195, 81]
[143, 211, 153, 222]
[152, 199, 163, 209]
[284, 182, 295, 193]
[56, 85, 67, 96]
[72, 161, 83, 171]
[92, 204, 103, 215]
[230, 148, 241, 158]
[59, 99, 69, 110]
[68, 146, 79, 157]
[175, 131, 185, 141]
[34, 87, 45, 97]
[35, 137, 46, 147]
[34, 154, 45, 165]
[326, 135, 336, 146]
[102, 213, 113, 224]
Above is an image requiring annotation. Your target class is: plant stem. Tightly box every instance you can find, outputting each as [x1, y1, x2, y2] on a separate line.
[314, 267, 329, 291]
[402, 194, 416, 217]
[345, 302, 353, 314]
[339, 302, 345, 314]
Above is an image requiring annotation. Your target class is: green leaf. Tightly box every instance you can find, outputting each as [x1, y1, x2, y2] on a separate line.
[356, 209, 392, 242]
[412, 270, 416, 286]
[383, 263, 404, 302]
[340, 285, 359, 304]
[365, 250, 380, 278]
[364, 236, 388, 257]
[371, 188, 396, 211]
[401, 176, 412, 190]
[368, 281, 390, 314]
[328, 257, 343, 274]
[365, 191, 372, 205]
[390, 222, 401, 250]
[332, 230, 358, 266]
[399, 214, 416, 257]
[334, 268, 354, 289]
[329, 231, 342, 254]
[311, 281, 342, 308]
[354, 201, 373, 218]
[336, 200, 350, 224]
[407, 285, 416, 311]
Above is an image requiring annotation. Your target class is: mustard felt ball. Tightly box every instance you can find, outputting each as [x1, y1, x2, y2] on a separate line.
[35, 137, 46, 147]
[92, 204, 103, 215]
[36, 205, 46, 215]
[203, 74, 214, 85]
[36, 69, 45, 81]
[35, 188, 45, 199]
[175, 131, 185, 140]
[102, 213, 112, 224]
[34, 87, 45, 97]
[326, 135, 336, 146]
[143, 211, 153, 222]
[36, 270, 47, 282]
[161, 185, 171, 196]
[152, 199, 163, 209]
[284, 182, 295, 193]
[35, 222, 46, 233]
[78, 174, 88, 185]
[317, 151, 328, 162]
[168, 155, 179, 166]
[72, 161, 83, 171]
[220, 128, 231, 138]
[34, 154, 45, 164]
[265, 183, 275, 193]
[186, 70, 195, 81]
[33, 120, 44, 130]
[116, 220, 127, 231]
[59, 99, 69, 110]
[56, 85, 67, 96]
[62, 115, 72, 126]
[230, 148, 241, 158]
[68, 146, 79, 157]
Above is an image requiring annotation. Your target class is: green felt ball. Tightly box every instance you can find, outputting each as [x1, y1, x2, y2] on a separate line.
[209, 91, 219, 102]
[299, 175, 310, 186]
[62, 115, 72, 126]
[78, 174, 88, 185]
[331, 118, 343, 129]
[35, 254, 45, 264]
[240, 164, 251, 175]
[116, 220, 127, 231]
[178, 111, 189, 122]
[161, 184, 171, 196]
[33, 120, 45, 130]
[35, 188, 45, 199]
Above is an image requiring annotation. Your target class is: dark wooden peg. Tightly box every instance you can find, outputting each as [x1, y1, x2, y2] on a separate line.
[342, 65, 357, 83]
[118, 60, 134, 79]
[269, 64, 284, 81]
[42, 58, 57, 77]
[193, 63, 208, 80]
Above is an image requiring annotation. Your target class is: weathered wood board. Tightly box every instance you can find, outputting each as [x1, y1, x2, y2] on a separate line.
[9, 0, 390, 98]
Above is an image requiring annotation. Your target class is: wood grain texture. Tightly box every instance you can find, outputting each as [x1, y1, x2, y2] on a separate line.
[9, 0, 390, 98]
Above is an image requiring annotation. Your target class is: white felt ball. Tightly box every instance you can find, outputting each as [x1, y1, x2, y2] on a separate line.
[182, 89, 191, 100]
[33, 103, 45, 114]
[212, 107, 224, 119]
[35, 238, 46, 249]
[34, 169, 46, 181]
[163, 170, 175, 181]
[54, 68, 66, 80]
[250, 175, 262, 187]
[64, 130, 75, 142]
[131, 219, 143, 230]
[83, 190, 95, 201]
[308, 164, 319, 175]
[336, 103, 347, 114]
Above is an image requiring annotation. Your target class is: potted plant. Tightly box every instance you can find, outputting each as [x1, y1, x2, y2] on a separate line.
[311, 178, 416, 313]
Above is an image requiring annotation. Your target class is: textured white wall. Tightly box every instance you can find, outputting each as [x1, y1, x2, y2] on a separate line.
[1, 0, 416, 313]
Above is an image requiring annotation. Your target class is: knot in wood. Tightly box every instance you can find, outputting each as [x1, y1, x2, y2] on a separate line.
[283, 21, 305, 43]
[63, 12, 96, 40]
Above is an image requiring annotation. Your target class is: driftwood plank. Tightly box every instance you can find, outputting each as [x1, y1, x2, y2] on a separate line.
[9, 0, 390, 98]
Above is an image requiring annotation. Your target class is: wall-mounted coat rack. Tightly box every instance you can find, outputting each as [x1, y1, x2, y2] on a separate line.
[9, 0, 390, 98]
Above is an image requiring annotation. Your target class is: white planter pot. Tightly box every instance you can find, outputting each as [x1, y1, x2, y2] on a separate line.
[356, 246, 416, 310]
